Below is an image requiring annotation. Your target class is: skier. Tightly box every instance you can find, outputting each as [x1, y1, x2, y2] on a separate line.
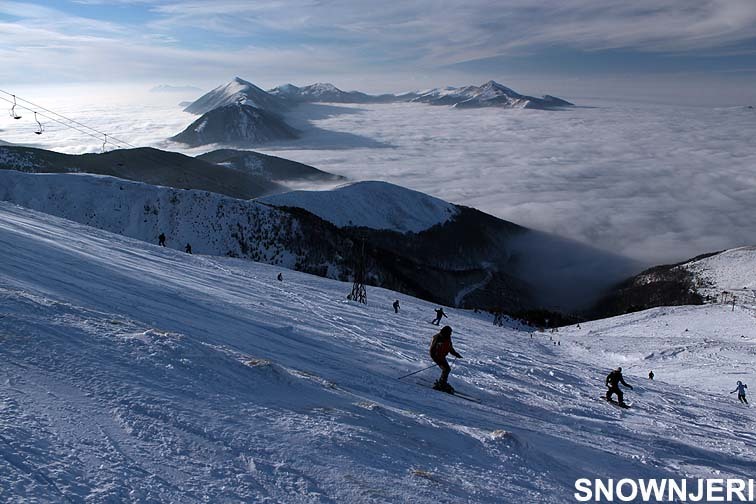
[605, 367, 633, 406]
[393, 300, 400, 313]
[429, 325, 462, 393]
[648, 370, 654, 380]
[432, 307, 448, 325]
[158, 233, 166, 247]
[277, 272, 283, 282]
[731, 381, 748, 404]
[185, 243, 192, 254]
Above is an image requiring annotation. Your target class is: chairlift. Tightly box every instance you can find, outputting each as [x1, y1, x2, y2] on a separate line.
[33, 111, 44, 135]
[102, 134, 107, 153]
[9, 94, 21, 119]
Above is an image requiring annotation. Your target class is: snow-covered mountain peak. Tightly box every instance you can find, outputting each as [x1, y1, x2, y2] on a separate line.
[412, 80, 571, 109]
[184, 77, 286, 115]
[305, 82, 341, 93]
[261, 180, 459, 233]
[269, 83, 300, 95]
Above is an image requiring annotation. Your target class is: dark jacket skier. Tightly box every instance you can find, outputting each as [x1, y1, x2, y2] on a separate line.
[731, 381, 748, 404]
[648, 370, 654, 380]
[185, 243, 192, 254]
[605, 367, 632, 405]
[277, 273, 283, 282]
[430, 326, 462, 393]
[158, 233, 166, 247]
[393, 300, 400, 313]
[432, 308, 448, 325]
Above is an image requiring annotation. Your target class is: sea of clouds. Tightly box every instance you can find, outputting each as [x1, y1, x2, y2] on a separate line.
[1, 86, 754, 266]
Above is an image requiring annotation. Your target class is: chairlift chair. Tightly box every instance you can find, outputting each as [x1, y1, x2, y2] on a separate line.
[33, 111, 44, 135]
[9, 94, 21, 119]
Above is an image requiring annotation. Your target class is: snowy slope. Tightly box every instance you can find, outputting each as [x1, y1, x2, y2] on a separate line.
[261, 181, 459, 233]
[682, 247, 756, 297]
[0, 169, 318, 269]
[2, 202, 756, 502]
[562, 304, 756, 395]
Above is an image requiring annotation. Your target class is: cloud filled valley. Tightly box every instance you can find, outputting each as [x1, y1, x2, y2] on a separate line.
[1, 87, 755, 265]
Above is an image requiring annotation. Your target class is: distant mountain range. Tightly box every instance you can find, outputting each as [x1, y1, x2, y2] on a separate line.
[411, 81, 573, 110]
[268, 82, 397, 104]
[173, 76, 572, 148]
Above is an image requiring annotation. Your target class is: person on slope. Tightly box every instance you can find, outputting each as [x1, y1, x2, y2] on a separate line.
[158, 233, 166, 247]
[731, 381, 748, 404]
[432, 308, 448, 325]
[277, 272, 283, 282]
[429, 325, 462, 393]
[648, 370, 654, 380]
[393, 300, 400, 314]
[605, 367, 633, 406]
[185, 243, 192, 254]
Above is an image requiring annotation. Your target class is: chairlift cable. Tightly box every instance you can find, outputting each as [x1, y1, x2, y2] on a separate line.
[0, 89, 136, 148]
[0, 96, 128, 148]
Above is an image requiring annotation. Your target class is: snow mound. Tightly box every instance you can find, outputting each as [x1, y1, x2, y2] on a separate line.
[261, 180, 459, 233]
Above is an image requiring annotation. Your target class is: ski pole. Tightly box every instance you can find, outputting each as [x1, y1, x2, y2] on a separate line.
[397, 363, 437, 380]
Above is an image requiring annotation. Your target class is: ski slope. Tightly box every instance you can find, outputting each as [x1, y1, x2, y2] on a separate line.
[1, 202, 755, 502]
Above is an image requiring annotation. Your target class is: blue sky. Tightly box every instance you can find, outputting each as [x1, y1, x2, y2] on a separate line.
[1, 0, 756, 104]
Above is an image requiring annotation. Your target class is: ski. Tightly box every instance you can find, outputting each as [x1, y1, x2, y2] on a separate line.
[449, 391, 481, 403]
[416, 380, 481, 403]
[603, 397, 631, 409]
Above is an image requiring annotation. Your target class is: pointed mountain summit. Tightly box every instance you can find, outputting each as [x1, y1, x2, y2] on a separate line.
[184, 77, 286, 115]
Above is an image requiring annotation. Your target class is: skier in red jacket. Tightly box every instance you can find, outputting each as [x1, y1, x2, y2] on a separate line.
[429, 326, 462, 393]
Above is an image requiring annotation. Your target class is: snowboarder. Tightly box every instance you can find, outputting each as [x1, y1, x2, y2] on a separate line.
[605, 367, 633, 406]
[158, 233, 166, 247]
[432, 308, 447, 325]
[277, 272, 283, 282]
[731, 381, 748, 404]
[429, 325, 462, 393]
[648, 370, 654, 380]
[185, 243, 192, 254]
[393, 300, 400, 313]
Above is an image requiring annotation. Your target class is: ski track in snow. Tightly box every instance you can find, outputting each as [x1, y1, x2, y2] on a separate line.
[2, 201, 756, 502]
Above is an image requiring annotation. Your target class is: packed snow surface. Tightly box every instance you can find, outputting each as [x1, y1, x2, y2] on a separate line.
[261, 180, 459, 233]
[1, 202, 756, 502]
[683, 247, 756, 295]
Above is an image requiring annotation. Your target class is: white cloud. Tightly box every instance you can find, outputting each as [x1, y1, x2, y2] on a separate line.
[2, 92, 755, 265]
[1, 0, 756, 93]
